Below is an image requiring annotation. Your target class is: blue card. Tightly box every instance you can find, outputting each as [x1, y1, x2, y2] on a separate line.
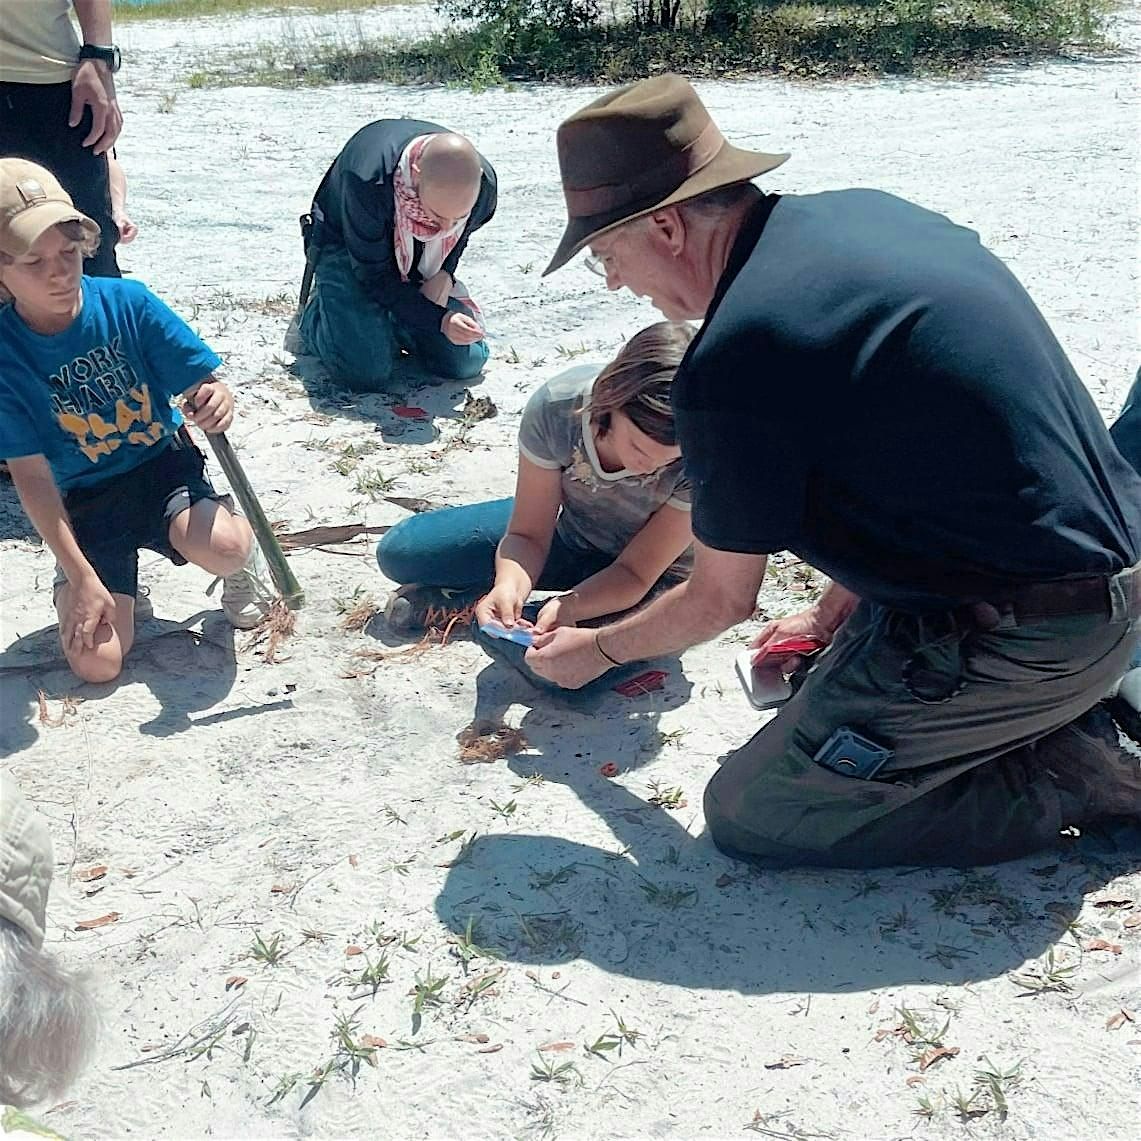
[478, 621, 535, 648]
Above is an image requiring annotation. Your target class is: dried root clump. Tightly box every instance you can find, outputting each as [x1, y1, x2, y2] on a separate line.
[457, 721, 528, 764]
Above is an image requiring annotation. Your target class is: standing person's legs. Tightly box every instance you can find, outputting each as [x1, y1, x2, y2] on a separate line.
[296, 247, 399, 391]
[0, 82, 120, 277]
[402, 297, 489, 382]
[704, 599, 1140, 869]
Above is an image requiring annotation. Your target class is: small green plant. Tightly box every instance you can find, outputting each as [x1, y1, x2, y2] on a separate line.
[340, 952, 392, 996]
[973, 1056, 1022, 1119]
[530, 1052, 581, 1086]
[157, 92, 177, 114]
[638, 877, 697, 909]
[449, 916, 502, 972]
[646, 780, 685, 809]
[512, 771, 545, 791]
[489, 798, 517, 820]
[383, 804, 407, 826]
[555, 341, 589, 359]
[1009, 946, 1078, 994]
[513, 261, 535, 273]
[353, 468, 398, 498]
[250, 931, 286, 966]
[186, 71, 209, 89]
[530, 863, 578, 890]
[895, 1006, 950, 1057]
[409, 968, 449, 1033]
[584, 1010, 642, 1060]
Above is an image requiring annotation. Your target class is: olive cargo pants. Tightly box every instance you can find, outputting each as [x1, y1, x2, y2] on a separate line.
[705, 589, 1141, 868]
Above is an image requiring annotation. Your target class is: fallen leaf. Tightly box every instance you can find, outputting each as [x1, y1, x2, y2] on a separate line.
[349, 854, 359, 868]
[270, 884, 292, 894]
[384, 495, 442, 514]
[867, 998, 880, 1015]
[918, 1046, 960, 1071]
[75, 865, 108, 882]
[225, 975, 247, 990]
[550, 971, 560, 979]
[345, 945, 364, 957]
[1106, 1009, 1135, 1031]
[84, 885, 104, 898]
[360, 1035, 387, 1049]
[906, 1075, 926, 1087]
[715, 873, 734, 888]
[1084, 938, 1123, 955]
[874, 1027, 896, 1042]
[277, 522, 388, 550]
[74, 912, 119, 931]
[232, 1022, 250, 1036]
[1030, 864, 1059, 876]
[392, 405, 428, 420]
[764, 1054, 808, 1069]
[478, 1043, 503, 1053]
[1124, 913, 1141, 930]
[599, 762, 619, 778]
[458, 1033, 491, 1044]
[1092, 898, 1134, 909]
[539, 1041, 575, 1053]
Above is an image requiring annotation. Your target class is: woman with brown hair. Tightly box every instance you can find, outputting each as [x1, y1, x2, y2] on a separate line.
[377, 321, 695, 639]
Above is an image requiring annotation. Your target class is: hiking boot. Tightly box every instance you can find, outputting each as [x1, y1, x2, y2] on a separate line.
[1041, 705, 1141, 822]
[216, 543, 275, 629]
[384, 584, 465, 632]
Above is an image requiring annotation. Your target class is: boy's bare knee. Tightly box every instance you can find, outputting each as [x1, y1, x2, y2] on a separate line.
[211, 516, 252, 572]
[69, 650, 123, 684]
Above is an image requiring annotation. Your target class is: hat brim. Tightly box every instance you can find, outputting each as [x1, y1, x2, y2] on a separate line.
[542, 143, 789, 277]
[2, 200, 99, 257]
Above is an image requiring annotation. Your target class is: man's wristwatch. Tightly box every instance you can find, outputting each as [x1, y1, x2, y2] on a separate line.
[78, 44, 121, 73]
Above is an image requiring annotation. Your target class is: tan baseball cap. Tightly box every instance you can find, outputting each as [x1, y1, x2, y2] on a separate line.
[0, 158, 99, 258]
[0, 771, 54, 948]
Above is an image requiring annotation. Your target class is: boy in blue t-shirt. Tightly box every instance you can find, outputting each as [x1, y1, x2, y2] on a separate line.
[0, 158, 272, 683]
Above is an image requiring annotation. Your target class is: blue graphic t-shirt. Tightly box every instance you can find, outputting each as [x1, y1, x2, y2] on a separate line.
[0, 277, 221, 492]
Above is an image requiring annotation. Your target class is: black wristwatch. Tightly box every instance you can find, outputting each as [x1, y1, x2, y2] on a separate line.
[78, 44, 121, 73]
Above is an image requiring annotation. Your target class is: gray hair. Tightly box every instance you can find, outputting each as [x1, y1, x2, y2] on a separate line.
[0, 917, 98, 1107]
[676, 182, 763, 223]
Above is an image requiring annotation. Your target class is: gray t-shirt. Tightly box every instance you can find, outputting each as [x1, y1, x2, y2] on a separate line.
[517, 365, 693, 576]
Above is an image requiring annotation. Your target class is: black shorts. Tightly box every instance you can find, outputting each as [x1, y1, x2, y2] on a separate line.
[60, 438, 223, 598]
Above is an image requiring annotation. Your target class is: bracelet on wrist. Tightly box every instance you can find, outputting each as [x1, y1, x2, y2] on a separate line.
[593, 630, 624, 668]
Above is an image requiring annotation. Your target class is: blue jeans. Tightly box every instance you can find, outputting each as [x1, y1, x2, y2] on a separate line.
[297, 246, 489, 392]
[377, 498, 612, 603]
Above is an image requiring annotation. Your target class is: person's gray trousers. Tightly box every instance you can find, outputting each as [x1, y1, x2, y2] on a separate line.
[705, 567, 1141, 868]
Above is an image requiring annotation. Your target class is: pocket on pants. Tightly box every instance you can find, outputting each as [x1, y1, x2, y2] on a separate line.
[737, 739, 922, 855]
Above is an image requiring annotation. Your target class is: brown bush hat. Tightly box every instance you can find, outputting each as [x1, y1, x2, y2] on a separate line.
[544, 74, 789, 276]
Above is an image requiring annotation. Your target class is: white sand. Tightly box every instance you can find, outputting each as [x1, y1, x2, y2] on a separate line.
[1, 5, 1139, 1138]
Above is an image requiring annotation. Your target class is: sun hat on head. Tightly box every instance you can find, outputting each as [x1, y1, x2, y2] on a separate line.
[0, 158, 99, 258]
[543, 74, 789, 276]
[0, 771, 53, 949]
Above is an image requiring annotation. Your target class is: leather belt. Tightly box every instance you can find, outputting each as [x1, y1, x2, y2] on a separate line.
[967, 561, 1141, 629]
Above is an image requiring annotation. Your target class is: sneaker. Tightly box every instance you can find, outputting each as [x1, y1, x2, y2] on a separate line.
[1041, 705, 1141, 822]
[384, 584, 466, 632]
[216, 542, 275, 629]
[134, 586, 153, 623]
[1105, 665, 1141, 747]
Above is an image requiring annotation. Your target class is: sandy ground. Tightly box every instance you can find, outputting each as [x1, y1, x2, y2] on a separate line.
[2, 4, 1140, 1138]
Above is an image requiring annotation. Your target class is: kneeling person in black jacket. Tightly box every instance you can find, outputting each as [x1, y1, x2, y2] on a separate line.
[295, 120, 496, 391]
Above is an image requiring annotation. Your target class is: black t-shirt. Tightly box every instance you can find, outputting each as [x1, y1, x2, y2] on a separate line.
[674, 190, 1141, 611]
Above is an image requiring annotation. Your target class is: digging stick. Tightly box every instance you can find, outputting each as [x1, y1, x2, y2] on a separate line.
[199, 430, 305, 610]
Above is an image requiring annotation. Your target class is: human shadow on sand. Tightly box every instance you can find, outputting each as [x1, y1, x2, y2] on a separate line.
[0, 611, 246, 754]
[0, 474, 37, 542]
[289, 351, 490, 445]
[433, 704, 1122, 994]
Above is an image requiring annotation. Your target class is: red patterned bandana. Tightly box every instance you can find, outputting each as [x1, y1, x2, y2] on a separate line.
[392, 135, 469, 282]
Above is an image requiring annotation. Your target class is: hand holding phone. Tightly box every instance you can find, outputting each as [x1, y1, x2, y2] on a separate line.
[479, 620, 535, 648]
[735, 651, 792, 710]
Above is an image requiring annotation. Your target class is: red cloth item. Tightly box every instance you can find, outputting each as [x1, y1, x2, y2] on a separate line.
[392, 135, 468, 282]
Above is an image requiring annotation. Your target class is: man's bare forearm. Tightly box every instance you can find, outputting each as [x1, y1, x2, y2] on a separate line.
[599, 559, 766, 664]
[815, 581, 860, 631]
[73, 0, 113, 43]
